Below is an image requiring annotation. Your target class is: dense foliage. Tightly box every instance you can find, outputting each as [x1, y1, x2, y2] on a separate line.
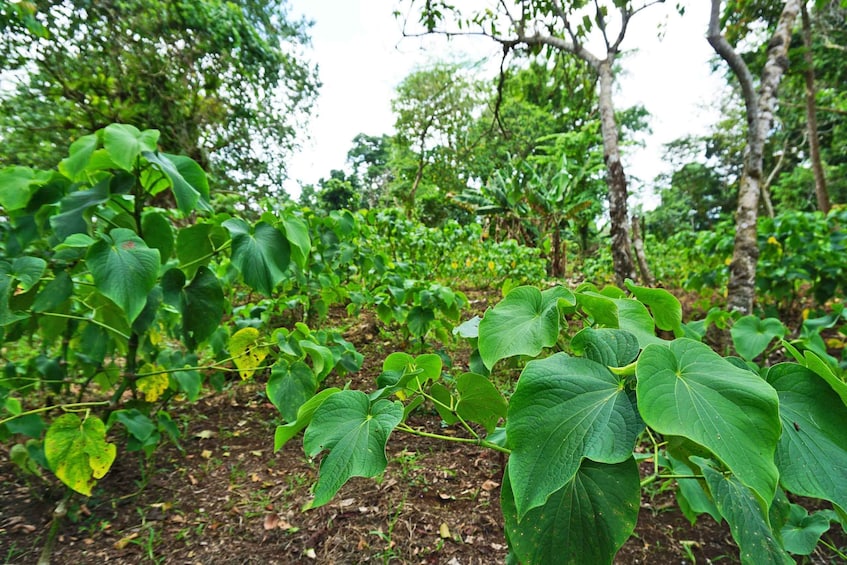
[2, 1, 847, 564]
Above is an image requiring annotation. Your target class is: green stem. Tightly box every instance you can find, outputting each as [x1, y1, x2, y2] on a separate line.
[179, 240, 232, 271]
[410, 385, 481, 441]
[33, 311, 130, 340]
[0, 401, 111, 426]
[37, 489, 72, 565]
[819, 538, 847, 561]
[396, 422, 510, 454]
[640, 474, 704, 488]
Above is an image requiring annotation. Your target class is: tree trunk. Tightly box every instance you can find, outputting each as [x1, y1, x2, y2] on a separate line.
[708, 0, 800, 314]
[597, 60, 638, 286]
[801, 2, 830, 214]
[631, 215, 655, 286]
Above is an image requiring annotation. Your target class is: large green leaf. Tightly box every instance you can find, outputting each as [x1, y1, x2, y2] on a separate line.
[624, 280, 683, 333]
[44, 413, 116, 496]
[141, 211, 174, 263]
[780, 503, 832, 555]
[57, 134, 97, 181]
[570, 328, 639, 367]
[224, 219, 290, 296]
[32, 271, 73, 313]
[694, 457, 793, 565]
[267, 360, 317, 423]
[431, 372, 508, 433]
[502, 458, 640, 565]
[86, 229, 160, 323]
[161, 266, 224, 348]
[176, 223, 227, 278]
[731, 316, 786, 361]
[766, 363, 847, 511]
[50, 180, 110, 240]
[282, 216, 311, 270]
[0, 166, 36, 210]
[103, 124, 159, 172]
[478, 286, 571, 370]
[507, 354, 642, 519]
[143, 152, 210, 215]
[303, 391, 402, 508]
[274, 388, 340, 452]
[637, 339, 781, 506]
[11, 256, 46, 291]
[614, 298, 663, 347]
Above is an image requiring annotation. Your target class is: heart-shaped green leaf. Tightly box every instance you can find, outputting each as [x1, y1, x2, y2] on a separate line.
[625, 280, 683, 334]
[780, 504, 832, 555]
[570, 328, 639, 367]
[274, 388, 341, 452]
[141, 212, 174, 264]
[731, 316, 786, 361]
[161, 266, 224, 348]
[637, 339, 781, 506]
[0, 166, 36, 210]
[103, 124, 159, 172]
[479, 286, 570, 370]
[507, 354, 642, 519]
[57, 134, 97, 181]
[766, 363, 847, 512]
[86, 229, 160, 323]
[303, 391, 402, 508]
[44, 413, 116, 496]
[224, 219, 291, 296]
[432, 372, 508, 434]
[502, 457, 640, 565]
[267, 360, 317, 423]
[143, 152, 211, 215]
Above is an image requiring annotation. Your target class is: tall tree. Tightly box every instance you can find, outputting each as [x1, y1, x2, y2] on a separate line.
[346, 133, 394, 208]
[0, 0, 318, 198]
[707, 0, 800, 314]
[403, 0, 665, 285]
[390, 62, 484, 216]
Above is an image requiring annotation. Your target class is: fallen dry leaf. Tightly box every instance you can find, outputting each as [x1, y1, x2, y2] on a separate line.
[194, 429, 216, 439]
[114, 532, 139, 549]
[200, 449, 212, 459]
[481, 479, 500, 491]
[439, 522, 451, 539]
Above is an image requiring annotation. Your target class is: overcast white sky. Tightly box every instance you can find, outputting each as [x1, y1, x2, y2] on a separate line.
[285, 1, 724, 208]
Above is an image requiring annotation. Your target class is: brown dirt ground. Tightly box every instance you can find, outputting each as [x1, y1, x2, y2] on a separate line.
[2, 292, 846, 564]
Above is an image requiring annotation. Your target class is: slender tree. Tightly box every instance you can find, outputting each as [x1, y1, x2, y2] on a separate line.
[403, 0, 665, 285]
[707, 0, 800, 314]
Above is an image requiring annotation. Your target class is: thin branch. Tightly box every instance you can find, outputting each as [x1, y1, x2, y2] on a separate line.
[707, 0, 759, 144]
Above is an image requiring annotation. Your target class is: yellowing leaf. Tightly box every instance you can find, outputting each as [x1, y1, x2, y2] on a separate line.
[229, 327, 269, 380]
[44, 413, 116, 496]
[136, 366, 170, 402]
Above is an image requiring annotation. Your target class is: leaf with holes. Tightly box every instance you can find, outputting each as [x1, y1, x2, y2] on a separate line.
[229, 327, 270, 380]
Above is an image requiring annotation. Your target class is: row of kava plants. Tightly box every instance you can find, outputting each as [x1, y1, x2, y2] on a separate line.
[1, 124, 846, 564]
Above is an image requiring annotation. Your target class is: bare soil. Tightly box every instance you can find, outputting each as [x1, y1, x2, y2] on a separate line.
[2, 293, 845, 564]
